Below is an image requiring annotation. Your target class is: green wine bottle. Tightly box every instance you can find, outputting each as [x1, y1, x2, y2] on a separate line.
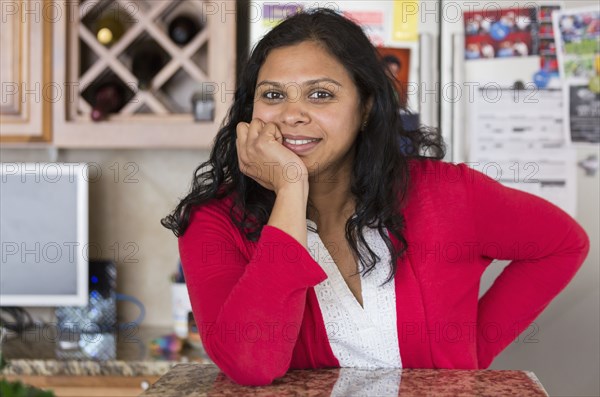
[95, 12, 125, 47]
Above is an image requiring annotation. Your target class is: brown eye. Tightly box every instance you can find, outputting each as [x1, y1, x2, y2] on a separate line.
[309, 90, 333, 100]
[263, 91, 284, 100]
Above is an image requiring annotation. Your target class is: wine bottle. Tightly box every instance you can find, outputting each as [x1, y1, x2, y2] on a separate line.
[95, 12, 125, 47]
[168, 15, 200, 46]
[91, 82, 124, 121]
[132, 43, 165, 90]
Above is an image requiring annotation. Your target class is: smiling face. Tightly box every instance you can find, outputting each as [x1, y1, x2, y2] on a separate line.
[252, 40, 367, 178]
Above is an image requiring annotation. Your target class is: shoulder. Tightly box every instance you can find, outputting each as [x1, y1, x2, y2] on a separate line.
[402, 159, 498, 218]
[406, 158, 476, 193]
[405, 158, 529, 210]
[189, 193, 235, 224]
[177, 191, 252, 261]
[180, 192, 239, 242]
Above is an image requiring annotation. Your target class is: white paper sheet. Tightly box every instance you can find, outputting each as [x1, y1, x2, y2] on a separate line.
[468, 87, 577, 217]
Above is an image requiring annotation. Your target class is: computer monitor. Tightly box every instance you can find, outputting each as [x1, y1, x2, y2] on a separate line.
[0, 163, 89, 306]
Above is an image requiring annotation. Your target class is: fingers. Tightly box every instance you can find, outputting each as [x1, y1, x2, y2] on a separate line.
[246, 118, 282, 141]
[236, 121, 250, 171]
[246, 118, 265, 140]
[236, 118, 271, 179]
[236, 118, 286, 188]
[262, 122, 283, 144]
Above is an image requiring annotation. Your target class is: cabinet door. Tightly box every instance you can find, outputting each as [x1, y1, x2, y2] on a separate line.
[51, 0, 236, 148]
[0, 0, 52, 143]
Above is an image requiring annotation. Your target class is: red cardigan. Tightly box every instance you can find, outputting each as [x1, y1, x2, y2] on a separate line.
[178, 159, 590, 386]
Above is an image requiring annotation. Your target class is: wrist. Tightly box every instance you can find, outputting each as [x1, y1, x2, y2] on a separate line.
[275, 178, 308, 198]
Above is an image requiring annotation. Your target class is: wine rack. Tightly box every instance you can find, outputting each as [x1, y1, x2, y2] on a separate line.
[52, 0, 236, 148]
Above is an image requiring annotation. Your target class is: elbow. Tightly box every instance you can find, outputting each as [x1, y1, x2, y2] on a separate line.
[223, 367, 283, 387]
[580, 227, 591, 258]
[555, 222, 591, 286]
[570, 222, 591, 268]
[217, 358, 287, 386]
[203, 338, 288, 386]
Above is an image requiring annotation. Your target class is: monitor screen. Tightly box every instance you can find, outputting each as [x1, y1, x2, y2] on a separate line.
[0, 163, 88, 306]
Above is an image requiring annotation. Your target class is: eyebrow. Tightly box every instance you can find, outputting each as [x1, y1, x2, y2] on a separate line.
[256, 78, 342, 89]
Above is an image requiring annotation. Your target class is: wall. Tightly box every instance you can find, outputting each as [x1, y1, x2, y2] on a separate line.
[0, 148, 209, 327]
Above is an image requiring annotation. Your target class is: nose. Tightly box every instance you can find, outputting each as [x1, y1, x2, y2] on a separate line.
[280, 97, 310, 126]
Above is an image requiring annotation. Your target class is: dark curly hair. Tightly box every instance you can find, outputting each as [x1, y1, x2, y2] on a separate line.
[161, 8, 445, 285]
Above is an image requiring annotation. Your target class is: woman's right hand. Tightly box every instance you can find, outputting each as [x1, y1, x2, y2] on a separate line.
[236, 118, 308, 194]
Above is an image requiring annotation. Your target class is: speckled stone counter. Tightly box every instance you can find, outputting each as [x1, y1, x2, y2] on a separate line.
[1, 327, 212, 377]
[2, 359, 181, 377]
[141, 364, 549, 397]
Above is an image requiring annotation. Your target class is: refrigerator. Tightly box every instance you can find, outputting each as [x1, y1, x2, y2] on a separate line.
[248, 2, 599, 395]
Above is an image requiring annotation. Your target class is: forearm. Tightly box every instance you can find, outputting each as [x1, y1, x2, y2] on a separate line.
[454, 161, 591, 368]
[198, 226, 324, 385]
[180, 204, 326, 386]
[476, 250, 586, 368]
[204, 276, 311, 385]
[268, 180, 309, 249]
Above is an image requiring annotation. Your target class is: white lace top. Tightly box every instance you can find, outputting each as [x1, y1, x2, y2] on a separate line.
[331, 368, 402, 397]
[306, 219, 402, 369]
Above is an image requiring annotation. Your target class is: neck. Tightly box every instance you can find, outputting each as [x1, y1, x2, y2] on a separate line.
[307, 155, 356, 232]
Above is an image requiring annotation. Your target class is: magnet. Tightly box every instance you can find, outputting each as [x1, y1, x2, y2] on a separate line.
[490, 22, 510, 41]
[533, 70, 551, 89]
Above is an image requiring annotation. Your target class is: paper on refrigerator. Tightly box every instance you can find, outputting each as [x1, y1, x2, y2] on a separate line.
[468, 87, 577, 217]
[552, 6, 600, 145]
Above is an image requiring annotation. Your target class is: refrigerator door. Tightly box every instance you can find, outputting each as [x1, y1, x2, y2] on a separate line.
[440, 1, 599, 396]
[248, 1, 440, 128]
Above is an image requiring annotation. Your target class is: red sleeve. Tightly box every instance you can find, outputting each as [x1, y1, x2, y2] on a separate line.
[178, 203, 328, 386]
[461, 164, 591, 368]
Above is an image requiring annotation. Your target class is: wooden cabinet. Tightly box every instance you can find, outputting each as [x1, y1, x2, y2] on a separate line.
[4, 374, 161, 397]
[0, 0, 52, 143]
[1, 0, 236, 148]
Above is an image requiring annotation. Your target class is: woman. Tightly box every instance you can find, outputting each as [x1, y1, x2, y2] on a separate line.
[162, 9, 589, 386]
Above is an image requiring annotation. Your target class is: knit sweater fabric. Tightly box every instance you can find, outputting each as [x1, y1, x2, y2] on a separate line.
[178, 159, 590, 386]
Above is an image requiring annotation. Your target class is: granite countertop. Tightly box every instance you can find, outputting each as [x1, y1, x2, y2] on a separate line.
[1, 327, 212, 376]
[141, 364, 549, 397]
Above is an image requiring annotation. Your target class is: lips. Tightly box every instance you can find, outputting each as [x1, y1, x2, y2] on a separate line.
[284, 138, 320, 144]
[282, 135, 320, 140]
[282, 136, 322, 155]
